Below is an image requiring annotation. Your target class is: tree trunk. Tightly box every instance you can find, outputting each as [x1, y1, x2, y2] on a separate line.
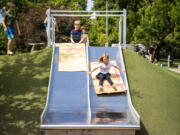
[170, 48, 175, 66]
[155, 45, 161, 61]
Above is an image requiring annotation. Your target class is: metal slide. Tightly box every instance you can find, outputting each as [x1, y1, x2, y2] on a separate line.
[40, 45, 140, 130]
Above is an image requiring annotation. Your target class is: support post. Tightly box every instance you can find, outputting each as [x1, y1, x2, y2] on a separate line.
[123, 9, 126, 49]
[47, 9, 51, 48]
[105, 1, 108, 47]
[119, 16, 122, 46]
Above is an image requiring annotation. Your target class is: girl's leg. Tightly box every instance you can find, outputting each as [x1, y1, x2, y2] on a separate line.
[105, 73, 114, 86]
[96, 73, 104, 91]
[96, 73, 104, 86]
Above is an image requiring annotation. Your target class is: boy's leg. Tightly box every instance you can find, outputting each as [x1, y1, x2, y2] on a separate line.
[7, 39, 13, 52]
[105, 73, 114, 86]
[7, 27, 15, 53]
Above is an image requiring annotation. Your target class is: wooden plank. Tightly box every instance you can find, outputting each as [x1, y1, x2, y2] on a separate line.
[58, 43, 87, 72]
[90, 61, 126, 95]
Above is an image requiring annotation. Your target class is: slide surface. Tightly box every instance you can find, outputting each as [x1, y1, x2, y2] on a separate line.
[41, 44, 140, 129]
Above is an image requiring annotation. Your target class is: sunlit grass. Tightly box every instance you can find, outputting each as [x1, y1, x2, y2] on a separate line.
[124, 50, 180, 135]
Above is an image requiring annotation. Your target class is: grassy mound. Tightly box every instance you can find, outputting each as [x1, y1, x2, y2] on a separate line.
[0, 49, 179, 135]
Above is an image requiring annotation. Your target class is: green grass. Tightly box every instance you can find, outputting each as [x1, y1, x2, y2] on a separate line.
[0, 49, 52, 135]
[124, 50, 180, 135]
[0, 49, 179, 135]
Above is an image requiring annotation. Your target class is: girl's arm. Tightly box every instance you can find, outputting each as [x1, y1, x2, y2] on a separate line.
[88, 67, 99, 74]
[55, 24, 59, 32]
[15, 20, 21, 35]
[113, 65, 126, 72]
[2, 17, 7, 32]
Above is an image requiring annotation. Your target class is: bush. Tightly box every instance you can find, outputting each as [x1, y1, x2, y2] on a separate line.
[0, 25, 7, 55]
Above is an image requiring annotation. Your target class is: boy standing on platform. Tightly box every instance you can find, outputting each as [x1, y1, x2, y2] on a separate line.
[70, 20, 83, 43]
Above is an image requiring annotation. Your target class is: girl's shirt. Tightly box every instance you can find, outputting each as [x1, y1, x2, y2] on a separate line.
[99, 62, 113, 74]
[71, 29, 82, 43]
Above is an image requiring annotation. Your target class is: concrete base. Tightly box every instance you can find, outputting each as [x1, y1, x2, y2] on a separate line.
[45, 129, 135, 135]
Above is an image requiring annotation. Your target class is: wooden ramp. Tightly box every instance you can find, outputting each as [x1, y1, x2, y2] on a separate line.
[90, 61, 126, 95]
[58, 43, 87, 72]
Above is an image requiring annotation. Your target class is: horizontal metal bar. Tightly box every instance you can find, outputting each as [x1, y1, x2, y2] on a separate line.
[51, 14, 124, 17]
[51, 10, 124, 13]
[40, 124, 140, 130]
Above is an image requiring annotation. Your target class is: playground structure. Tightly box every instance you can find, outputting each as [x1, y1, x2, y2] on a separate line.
[40, 9, 140, 135]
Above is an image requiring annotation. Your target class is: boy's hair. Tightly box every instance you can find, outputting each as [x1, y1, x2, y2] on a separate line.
[74, 20, 81, 25]
[98, 54, 109, 63]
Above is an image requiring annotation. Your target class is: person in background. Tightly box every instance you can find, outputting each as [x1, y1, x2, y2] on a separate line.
[80, 26, 89, 45]
[2, 2, 21, 56]
[44, 10, 59, 47]
[146, 44, 155, 62]
[70, 20, 83, 44]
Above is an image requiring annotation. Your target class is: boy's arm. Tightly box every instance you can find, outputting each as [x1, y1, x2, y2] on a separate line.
[113, 65, 126, 72]
[78, 33, 84, 44]
[70, 34, 75, 43]
[15, 20, 21, 35]
[2, 17, 7, 32]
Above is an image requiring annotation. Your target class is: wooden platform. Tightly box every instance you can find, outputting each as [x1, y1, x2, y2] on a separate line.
[90, 61, 126, 95]
[58, 43, 87, 72]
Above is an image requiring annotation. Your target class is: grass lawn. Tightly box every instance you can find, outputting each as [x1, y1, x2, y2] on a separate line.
[124, 50, 180, 135]
[0, 49, 179, 135]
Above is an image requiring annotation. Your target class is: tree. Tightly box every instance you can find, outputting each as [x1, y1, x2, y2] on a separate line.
[132, 0, 180, 65]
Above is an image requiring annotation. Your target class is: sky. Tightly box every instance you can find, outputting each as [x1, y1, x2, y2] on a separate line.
[0, 14, 2, 23]
[86, 0, 94, 11]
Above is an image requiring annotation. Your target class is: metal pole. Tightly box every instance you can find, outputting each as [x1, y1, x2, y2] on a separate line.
[51, 14, 123, 17]
[105, 1, 108, 47]
[119, 16, 122, 46]
[123, 9, 126, 49]
[47, 9, 51, 48]
[52, 22, 55, 46]
[51, 10, 124, 13]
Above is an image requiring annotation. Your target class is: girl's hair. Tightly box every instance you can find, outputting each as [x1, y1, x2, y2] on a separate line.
[98, 54, 109, 63]
[80, 26, 86, 30]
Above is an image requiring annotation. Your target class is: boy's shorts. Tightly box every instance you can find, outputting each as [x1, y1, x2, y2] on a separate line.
[4, 27, 15, 40]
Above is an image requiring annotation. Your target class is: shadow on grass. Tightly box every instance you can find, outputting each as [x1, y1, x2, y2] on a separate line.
[0, 49, 52, 135]
[136, 121, 149, 135]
